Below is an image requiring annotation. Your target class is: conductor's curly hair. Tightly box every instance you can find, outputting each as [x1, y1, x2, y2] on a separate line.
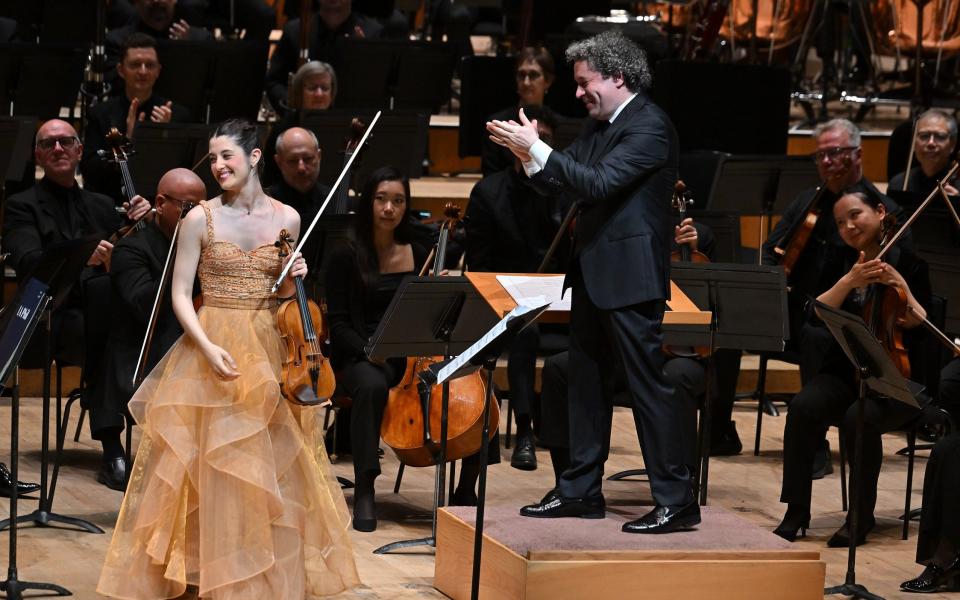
[565, 29, 652, 91]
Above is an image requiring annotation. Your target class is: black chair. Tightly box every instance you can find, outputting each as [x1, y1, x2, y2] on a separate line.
[740, 349, 801, 456]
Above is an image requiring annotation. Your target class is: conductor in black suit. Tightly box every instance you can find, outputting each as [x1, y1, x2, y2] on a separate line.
[487, 30, 699, 533]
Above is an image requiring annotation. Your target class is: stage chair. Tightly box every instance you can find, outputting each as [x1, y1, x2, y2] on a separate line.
[740, 349, 801, 456]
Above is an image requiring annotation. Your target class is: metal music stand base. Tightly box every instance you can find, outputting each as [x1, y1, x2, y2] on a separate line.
[0, 576, 71, 599]
[824, 583, 885, 600]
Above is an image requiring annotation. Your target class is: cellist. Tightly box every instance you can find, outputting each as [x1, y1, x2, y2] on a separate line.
[774, 189, 931, 547]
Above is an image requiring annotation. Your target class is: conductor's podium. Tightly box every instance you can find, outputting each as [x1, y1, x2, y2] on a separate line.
[434, 506, 825, 600]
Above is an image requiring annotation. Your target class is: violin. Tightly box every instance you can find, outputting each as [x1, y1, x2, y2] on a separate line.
[863, 280, 912, 379]
[670, 180, 710, 263]
[380, 204, 498, 467]
[104, 128, 152, 243]
[772, 184, 827, 279]
[330, 118, 367, 215]
[275, 229, 336, 406]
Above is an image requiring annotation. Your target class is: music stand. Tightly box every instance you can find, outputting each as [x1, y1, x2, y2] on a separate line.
[670, 262, 789, 504]
[457, 55, 515, 157]
[0, 236, 104, 537]
[815, 301, 923, 600]
[393, 42, 457, 113]
[153, 40, 216, 120]
[0, 43, 87, 120]
[365, 275, 499, 554]
[0, 278, 71, 599]
[207, 40, 269, 122]
[126, 122, 214, 199]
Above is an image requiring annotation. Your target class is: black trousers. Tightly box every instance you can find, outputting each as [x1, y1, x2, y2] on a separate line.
[558, 279, 693, 507]
[780, 372, 919, 520]
[916, 434, 960, 564]
[506, 325, 539, 419]
[938, 357, 960, 420]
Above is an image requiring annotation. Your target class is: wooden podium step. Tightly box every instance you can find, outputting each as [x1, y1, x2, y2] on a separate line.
[435, 506, 824, 600]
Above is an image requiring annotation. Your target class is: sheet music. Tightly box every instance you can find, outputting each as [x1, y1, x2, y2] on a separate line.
[496, 275, 570, 311]
[436, 303, 547, 384]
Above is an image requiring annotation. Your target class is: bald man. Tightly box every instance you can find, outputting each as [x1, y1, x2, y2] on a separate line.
[89, 168, 206, 490]
[267, 127, 331, 281]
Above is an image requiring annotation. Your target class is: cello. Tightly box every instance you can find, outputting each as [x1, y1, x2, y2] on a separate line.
[380, 204, 498, 467]
[275, 229, 336, 406]
[670, 180, 711, 263]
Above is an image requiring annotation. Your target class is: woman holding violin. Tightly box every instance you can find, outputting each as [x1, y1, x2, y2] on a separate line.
[775, 189, 931, 547]
[98, 119, 359, 599]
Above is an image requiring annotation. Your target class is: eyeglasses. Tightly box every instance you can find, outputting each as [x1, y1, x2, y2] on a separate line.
[516, 69, 543, 82]
[916, 131, 951, 143]
[36, 136, 79, 151]
[158, 194, 196, 212]
[813, 146, 857, 162]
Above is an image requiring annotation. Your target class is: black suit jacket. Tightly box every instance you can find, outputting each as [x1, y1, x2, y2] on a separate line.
[528, 94, 677, 310]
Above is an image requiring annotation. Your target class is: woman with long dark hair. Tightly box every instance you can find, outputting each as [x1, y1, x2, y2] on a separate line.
[98, 118, 359, 598]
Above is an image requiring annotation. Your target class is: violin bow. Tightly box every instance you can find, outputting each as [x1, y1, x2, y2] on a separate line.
[907, 306, 960, 358]
[272, 111, 382, 292]
[878, 158, 960, 261]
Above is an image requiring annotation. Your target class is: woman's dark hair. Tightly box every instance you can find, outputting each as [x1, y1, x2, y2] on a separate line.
[838, 189, 898, 237]
[352, 166, 414, 289]
[210, 118, 262, 177]
[515, 46, 555, 83]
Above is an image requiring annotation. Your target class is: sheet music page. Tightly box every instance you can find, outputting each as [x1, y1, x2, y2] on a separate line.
[496, 275, 570, 311]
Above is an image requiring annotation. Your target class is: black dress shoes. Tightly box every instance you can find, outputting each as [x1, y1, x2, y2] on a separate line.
[901, 556, 960, 593]
[826, 516, 875, 548]
[622, 502, 701, 534]
[709, 421, 743, 457]
[96, 457, 128, 492]
[510, 433, 537, 471]
[520, 491, 604, 519]
[0, 462, 40, 497]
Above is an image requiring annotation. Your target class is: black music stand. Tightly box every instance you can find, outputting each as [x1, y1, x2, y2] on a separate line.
[457, 55, 515, 157]
[425, 303, 549, 600]
[0, 43, 87, 120]
[670, 262, 789, 504]
[365, 276, 499, 555]
[0, 278, 71, 599]
[0, 236, 104, 538]
[125, 122, 214, 199]
[815, 301, 923, 600]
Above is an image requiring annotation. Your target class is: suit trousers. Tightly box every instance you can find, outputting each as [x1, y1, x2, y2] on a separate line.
[558, 272, 694, 507]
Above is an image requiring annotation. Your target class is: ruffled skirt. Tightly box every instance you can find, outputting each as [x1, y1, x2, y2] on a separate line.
[98, 305, 359, 599]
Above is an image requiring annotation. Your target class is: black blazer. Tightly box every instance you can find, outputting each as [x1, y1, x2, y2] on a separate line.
[528, 93, 677, 310]
[2, 178, 121, 281]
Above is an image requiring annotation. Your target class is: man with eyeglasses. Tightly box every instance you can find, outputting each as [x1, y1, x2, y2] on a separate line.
[889, 109, 959, 198]
[81, 33, 193, 204]
[760, 118, 909, 478]
[266, 127, 331, 286]
[89, 168, 206, 490]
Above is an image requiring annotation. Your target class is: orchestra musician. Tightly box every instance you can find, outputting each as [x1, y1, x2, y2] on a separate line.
[324, 166, 498, 532]
[762, 118, 911, 478]
[888, 109, 959, 198]
[482, 47, 555, 176]
[775, 190, 931, 546]
[81, 33, 193, 203]
[466, 104, 570, 471]
[487, 30, 699, 534]
[98, 118, 359, 598]
[88, 168, 206, 491]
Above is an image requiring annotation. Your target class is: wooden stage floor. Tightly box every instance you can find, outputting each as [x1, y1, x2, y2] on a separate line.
[0, 392, 950, 599]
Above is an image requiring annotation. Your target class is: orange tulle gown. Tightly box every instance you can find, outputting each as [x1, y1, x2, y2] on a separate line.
[98, 201, 359, 599]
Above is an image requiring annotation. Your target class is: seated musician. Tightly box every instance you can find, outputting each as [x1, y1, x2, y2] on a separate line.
[940, 356, 960, 420]
[775, 190, 931, 546]
[888, 109, 959, 198]
[482, 48, 555, 176]
[263, 61, 337, 187]
[266, 0, 382, 114]
[265, 127, 331, 275]
[2, 119, 151, 366]
[81, 33, 193, 203]
[534, 217, 717, 485]
[762, 118, 910, 477]
[324, 166, 497, 532]
[105, 0, 213, 94]
[89, 168, 206, 491]
[465, 105, 569, 471]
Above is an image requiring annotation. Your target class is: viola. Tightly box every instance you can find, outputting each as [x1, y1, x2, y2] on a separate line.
[330, 118, 367, 215]
[864, 282, 912, 379]
[670, 180, 710, 264]
[380, 203, 499, 467]
[104, 128, 152, 243]
[275, 229, 336, 406]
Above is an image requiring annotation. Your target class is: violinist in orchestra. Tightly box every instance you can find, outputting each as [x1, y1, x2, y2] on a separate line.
[88, 168, 206, 491]
[325, 166, 497, 532]
[482, 48, 555, 176]
[266, 0, 382, 114]
[2, 119, 151, 368]
[488, 30, 699, 534]
[266, 127, 332, 273]
[889, 109, 959, 198]
[98, 118, 359, 598]
[466, 104, 570, 471]
[81, 33, 193, 204]
[263, 61, 338, 187]
[775, 189, 931, 547]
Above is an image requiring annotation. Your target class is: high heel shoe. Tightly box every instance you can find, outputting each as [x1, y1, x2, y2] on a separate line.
[826, 516, 875, 548]
[773, 507, 811, 542]
[901, 556, 960, 593]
